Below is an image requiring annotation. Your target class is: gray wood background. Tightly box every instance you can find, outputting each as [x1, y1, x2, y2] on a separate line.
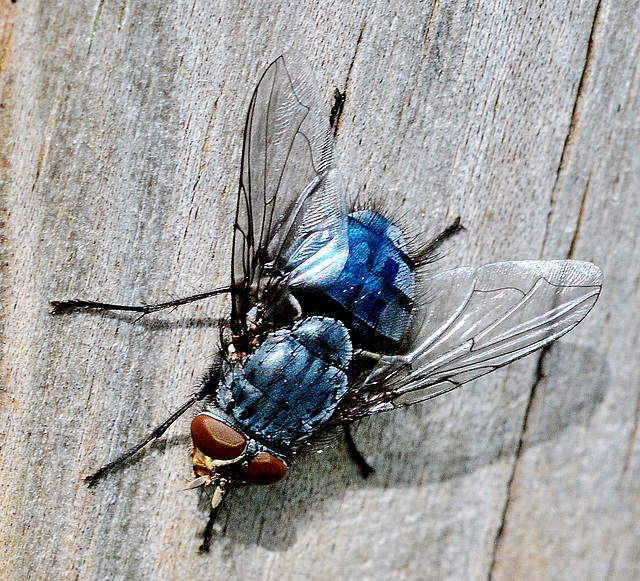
[1, 0, 637, 579]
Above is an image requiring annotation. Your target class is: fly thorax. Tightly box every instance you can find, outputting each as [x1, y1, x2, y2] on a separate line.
[310, 209, 416, 352]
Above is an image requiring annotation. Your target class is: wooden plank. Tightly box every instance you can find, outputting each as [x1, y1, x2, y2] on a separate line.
[492, 1, 640, 579]
[0, 0, 634, 579]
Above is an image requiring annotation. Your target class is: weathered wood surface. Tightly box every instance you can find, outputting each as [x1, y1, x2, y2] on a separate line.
[1, 1, 637, 579]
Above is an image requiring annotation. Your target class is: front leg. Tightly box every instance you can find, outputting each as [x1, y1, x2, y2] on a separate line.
[85, 365, 220, 485]
[51, 286, 231, 315]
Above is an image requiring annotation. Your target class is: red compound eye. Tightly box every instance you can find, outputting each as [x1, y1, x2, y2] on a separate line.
[190, 414, 246, 460]
[243, 451, 287, 485]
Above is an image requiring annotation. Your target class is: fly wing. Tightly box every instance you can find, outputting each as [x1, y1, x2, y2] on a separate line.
[342, 260, 602, 418]
[231, 54, 348, 333]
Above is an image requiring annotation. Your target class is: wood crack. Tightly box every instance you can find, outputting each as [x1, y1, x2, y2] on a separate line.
[332, 20, 366, 137]
[88, 0, 107, 56]
[557, 0, 603, 177]
[543, 0, 603, 249]
[117, 0, 129, 31]
[486, 345, 550, 580]
[421, 0, 440, 59]
[567, 171, 591, 259]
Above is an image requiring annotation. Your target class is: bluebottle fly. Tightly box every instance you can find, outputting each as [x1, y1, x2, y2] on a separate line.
[52, 54, 602, 549]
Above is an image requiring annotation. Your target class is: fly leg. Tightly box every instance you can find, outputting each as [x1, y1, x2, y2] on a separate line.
[341, 348, 388, 478]
[199, 477, 233, 552]
[413, 216, 464, 263]
[199, 504, 220, 553]
[199, 498, 229, 553]
[85, 366, 220, 486]
[344, 424, 374, 479]
[51, 286, 231, 315]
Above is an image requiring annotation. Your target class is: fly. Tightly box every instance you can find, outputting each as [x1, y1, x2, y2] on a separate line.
[52, 54, 602, 551]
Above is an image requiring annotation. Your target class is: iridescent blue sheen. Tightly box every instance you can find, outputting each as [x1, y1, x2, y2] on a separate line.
[320, 210, 416, 351]
[216, 317, 352, 447]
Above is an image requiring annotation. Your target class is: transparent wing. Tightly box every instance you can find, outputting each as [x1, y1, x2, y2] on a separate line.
[231, 54, 348, 333]
[342, 260, 602, 418]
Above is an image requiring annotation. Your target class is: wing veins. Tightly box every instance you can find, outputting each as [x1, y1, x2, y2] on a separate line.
[343, 261, 602, 419]
[389, 284, 596, 391]
[253, 65, 280, 292]
[256, 65, 313, 296]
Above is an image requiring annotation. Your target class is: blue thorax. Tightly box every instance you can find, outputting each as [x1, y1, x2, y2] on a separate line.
[317, 210, 416, 352]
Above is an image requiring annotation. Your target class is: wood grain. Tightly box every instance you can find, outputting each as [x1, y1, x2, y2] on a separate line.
[1, 1, 637, 579]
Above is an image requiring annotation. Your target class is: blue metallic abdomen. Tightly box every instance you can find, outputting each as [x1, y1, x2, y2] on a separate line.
[318, 210, 416, 352]
[217, 317, 352, 449]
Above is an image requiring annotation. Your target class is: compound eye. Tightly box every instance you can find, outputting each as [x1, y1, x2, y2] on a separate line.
[243, 452, 287, 485]
[190, 414, 246, 460]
